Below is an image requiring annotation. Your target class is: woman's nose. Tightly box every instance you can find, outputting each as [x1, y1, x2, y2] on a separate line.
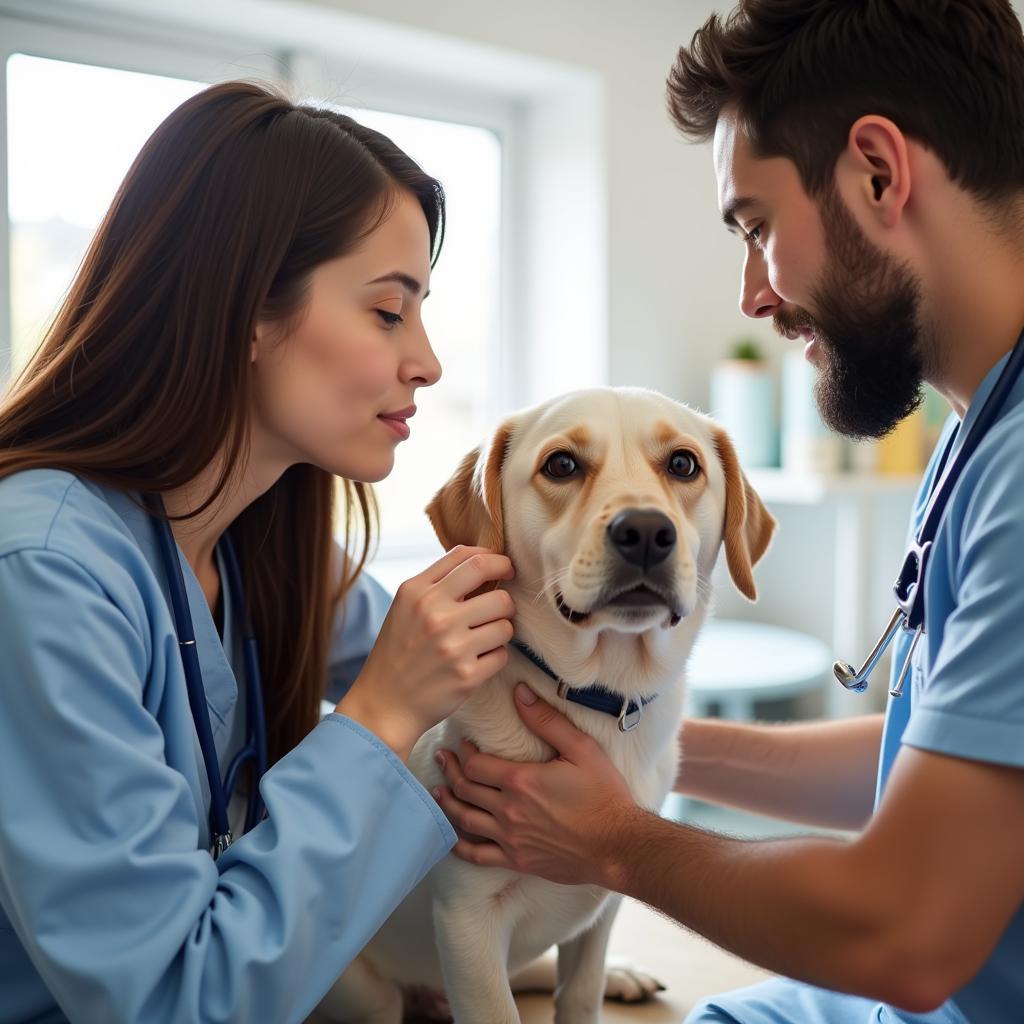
[739, 251, 782, 320]
[403, 326, 442, 388]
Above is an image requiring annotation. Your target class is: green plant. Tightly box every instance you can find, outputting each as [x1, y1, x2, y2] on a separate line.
[729, 337, 763, 361]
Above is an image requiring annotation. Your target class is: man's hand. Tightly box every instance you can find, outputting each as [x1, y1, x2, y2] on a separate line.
[433, 682, 637, 886]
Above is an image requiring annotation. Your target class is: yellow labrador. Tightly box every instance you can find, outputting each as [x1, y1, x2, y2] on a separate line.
[317, 386, 774, 1024]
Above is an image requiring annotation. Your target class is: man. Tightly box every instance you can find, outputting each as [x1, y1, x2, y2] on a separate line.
[433, 2, 1024, 1021]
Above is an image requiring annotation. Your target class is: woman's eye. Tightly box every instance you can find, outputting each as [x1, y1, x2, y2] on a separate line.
[376, 309, 404, 328]
[542, 452, 579, 479]
[667, 450, 700, 480]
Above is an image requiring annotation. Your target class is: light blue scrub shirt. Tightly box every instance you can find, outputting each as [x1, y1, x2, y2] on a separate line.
[686, 351, 1024, 1023]
[0, 470, 455, 1024]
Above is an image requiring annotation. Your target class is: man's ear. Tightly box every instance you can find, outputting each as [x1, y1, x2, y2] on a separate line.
[841, 115, 911, 230]
[425, 420, 515, 553]
[712, 426, 776, 601]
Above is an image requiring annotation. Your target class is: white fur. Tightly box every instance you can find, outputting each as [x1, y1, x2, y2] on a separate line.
[314, 388, 754, 1024]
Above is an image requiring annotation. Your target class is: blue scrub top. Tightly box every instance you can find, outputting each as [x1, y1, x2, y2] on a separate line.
[688, 354, 1024, 1024]
[0, 470, 455, 1024]
[875, 348, 1024, 1023]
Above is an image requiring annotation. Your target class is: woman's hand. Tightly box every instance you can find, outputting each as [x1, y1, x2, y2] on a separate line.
[432, 683, 638, 887]
[336, 546, 515, 760]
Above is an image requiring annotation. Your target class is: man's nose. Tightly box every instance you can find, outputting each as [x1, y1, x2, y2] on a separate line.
[739, 251, 781, 319]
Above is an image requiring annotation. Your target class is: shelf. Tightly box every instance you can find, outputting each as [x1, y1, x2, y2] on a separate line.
[746, 468, 920, 505]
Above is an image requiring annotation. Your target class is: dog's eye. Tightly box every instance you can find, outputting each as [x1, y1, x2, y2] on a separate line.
[667, 450, 700, 480]
[542, 452, 579, 479]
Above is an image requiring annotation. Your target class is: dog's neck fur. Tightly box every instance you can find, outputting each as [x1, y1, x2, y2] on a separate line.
[439, 595, 709, 807]
[507, 586, 710, 702]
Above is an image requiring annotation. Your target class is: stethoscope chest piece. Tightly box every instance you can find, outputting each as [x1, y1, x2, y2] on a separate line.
[832, 514, 935, 700]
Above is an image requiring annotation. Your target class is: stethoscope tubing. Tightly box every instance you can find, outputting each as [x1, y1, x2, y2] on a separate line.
[219, 533, 268, 835]
[835, 328, 1024, 695]
[149, 496, 267, 856]
[917, 331, 1024, 550]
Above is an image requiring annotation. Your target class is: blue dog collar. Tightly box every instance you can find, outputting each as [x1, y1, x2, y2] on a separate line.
[509, 639, 656, 732]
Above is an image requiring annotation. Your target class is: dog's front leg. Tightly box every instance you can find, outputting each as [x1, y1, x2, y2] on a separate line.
[433, 894, 520, 1024]
[553, 893, 620, 1024]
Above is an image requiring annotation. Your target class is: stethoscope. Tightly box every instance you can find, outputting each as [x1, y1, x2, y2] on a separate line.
[150, 497, 268, 860]
[834, 329, 1024, 699]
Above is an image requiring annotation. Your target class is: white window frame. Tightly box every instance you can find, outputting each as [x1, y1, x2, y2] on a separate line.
[289, 51, 523, 423]
[0, 2, 532, 406]
[287, 52, 521, 577]
[0, 0, 608, 583]
[0, 6, 287, 378]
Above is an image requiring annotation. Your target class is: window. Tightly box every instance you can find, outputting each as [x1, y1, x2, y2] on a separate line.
[339, 107, 502, 570]
[6, 54, 207, 375]
[4, 48, 505, 588]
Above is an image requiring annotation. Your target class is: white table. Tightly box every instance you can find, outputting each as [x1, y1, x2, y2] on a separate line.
[686, 619, 832, 721]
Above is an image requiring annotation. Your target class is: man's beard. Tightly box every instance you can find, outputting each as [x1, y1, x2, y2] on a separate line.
[774, 188, 927, 440]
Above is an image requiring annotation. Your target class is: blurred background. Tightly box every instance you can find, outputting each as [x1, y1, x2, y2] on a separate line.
[0, 0, 954, 731]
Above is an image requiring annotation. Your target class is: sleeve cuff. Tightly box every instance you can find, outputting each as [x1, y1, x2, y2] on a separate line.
[901, 705, 1024, 771]
[321, 712, 457, 850]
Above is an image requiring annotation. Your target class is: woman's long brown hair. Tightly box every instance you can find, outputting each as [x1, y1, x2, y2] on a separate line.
[0, 81, 445, 766]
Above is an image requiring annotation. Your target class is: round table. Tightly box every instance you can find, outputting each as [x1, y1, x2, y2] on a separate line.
[686, 619, 832, 721]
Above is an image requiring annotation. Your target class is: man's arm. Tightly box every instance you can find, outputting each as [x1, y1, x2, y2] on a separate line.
[677, 714, 883, 831]
[604, 745, 1024, 1012]
[436, 687, 1024, 1014]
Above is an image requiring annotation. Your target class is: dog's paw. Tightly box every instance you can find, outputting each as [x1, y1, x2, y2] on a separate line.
[603, 959, 667, 1003]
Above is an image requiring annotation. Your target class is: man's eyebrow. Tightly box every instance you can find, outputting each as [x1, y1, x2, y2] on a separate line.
[721, 196, 759, 230]
[366, 271, 428, 298]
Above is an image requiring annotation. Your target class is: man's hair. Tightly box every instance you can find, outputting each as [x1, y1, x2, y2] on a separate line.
[667, 0, 1024, 202]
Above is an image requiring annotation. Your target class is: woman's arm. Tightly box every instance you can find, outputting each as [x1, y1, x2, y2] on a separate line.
[0, 545, 454, 1024]
[676, 713, 883, 831]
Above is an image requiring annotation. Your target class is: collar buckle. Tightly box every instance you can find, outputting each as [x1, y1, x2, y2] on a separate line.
[618, 699, 643, 732]
[511, 637, 654, 733]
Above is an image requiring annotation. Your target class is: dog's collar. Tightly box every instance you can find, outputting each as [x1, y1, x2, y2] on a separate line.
[509, 638, 656, 733]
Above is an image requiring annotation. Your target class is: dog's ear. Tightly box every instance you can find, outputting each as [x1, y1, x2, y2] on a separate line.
[712, 426, 776, 601]
[426, 420, 515, 553]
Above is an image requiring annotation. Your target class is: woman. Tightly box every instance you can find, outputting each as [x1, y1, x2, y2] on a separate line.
[0, 80, 515, 1023]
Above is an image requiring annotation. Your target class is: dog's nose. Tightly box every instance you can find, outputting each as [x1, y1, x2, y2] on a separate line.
[607, 508, 677, 570]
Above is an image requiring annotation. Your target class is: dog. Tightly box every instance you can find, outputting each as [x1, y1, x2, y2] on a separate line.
[315, 386, 775, 1024]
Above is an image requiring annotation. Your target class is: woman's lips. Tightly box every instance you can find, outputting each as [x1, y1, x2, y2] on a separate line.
[378, 415, 411, 440]
[378, 407, 414, 440]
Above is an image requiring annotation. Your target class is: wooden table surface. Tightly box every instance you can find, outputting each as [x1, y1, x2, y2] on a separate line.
[514, 896, 772, 1023]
